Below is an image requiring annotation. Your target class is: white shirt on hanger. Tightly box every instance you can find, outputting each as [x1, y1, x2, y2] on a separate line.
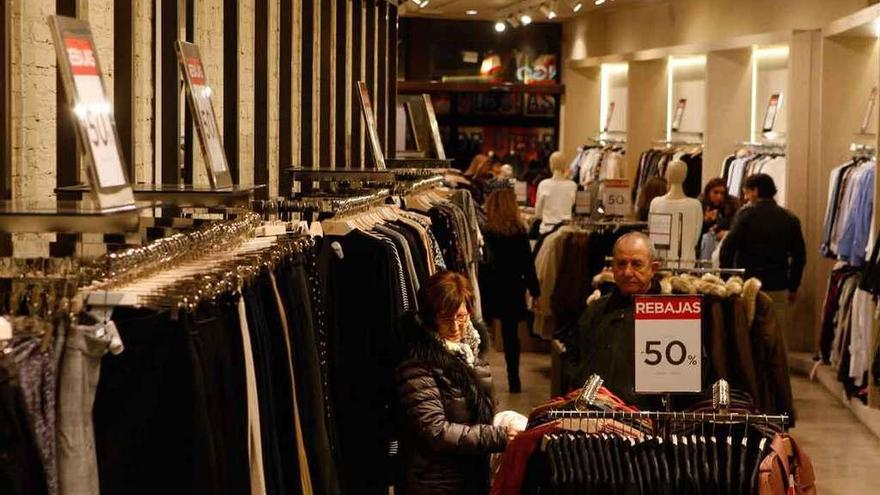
[535, 178, 577, 234]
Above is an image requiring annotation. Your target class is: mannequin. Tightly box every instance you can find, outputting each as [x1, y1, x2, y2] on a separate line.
[648, 160, 703, 266]
[535, 151, 577, 234]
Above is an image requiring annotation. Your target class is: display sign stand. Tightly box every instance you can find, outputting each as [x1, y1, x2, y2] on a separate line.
[634, 294, 704, 409]
[59, 40, 264, 210]
[0, 16, 152, 237]
[357, 82, 454, 170]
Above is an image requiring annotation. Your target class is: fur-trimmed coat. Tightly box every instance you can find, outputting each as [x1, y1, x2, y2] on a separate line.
[395, 319, 508, 495]
[564, 271, 794, 420]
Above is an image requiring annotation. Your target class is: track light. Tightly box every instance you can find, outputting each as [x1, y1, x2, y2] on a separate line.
[595, 0, 606, 5]
[573, 2, 583, 13]
[540, 3, 558, 19]
[520, 13, 532, 25]
[507, 14, 521, 28]
[410, 0, 429, 8]
[494, 21, 507, 32]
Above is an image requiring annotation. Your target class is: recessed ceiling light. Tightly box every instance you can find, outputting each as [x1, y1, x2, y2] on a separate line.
[520, 13, 533, 25]
[573, 2, 583, 13]
[494, 21, 507, 32]
[466, 9, 478, 15]
[595, 0, 606, 5]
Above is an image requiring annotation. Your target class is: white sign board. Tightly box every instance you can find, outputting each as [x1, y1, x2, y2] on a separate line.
[177, 41, 233, 189]
[602, 179, 630, 217]
[634, 295, 702, 393]
[49, 15, 134, 209]
[648, 212, 673, 250]
[575, 189, 591, 215]
[514, 180, 528, 204]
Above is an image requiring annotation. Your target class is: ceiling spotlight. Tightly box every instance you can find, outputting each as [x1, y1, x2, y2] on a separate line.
[520, 13, 533, 25]
[507, 14, 521, 28]
[540, 3, 558, 19]
[494, 21, 507, 32]
[594, 0, 606, 5]
[466, 9, 478, 15]
[573, 2, 583, 13]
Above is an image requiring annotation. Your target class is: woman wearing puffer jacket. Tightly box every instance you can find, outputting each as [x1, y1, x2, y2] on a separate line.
[395, 271, 520, 495]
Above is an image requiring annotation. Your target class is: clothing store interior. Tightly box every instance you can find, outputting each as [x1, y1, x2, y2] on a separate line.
[7, 0, 880, 494]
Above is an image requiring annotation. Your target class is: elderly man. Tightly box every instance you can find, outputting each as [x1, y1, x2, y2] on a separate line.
[560, 232, 664, 409]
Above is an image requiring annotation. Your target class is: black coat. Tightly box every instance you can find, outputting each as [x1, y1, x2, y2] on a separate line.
[719, 199, 806, 292]
[480, 231, 540, 321]
[395, 325, 508, 495]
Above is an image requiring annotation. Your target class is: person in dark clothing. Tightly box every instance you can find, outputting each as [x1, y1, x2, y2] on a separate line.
[395, 272, 518, 495]
[699, 177, 741, 235]
[560, 232, 664, 410]
[720, 173, 806, 349]
[481, 187, 540, 392]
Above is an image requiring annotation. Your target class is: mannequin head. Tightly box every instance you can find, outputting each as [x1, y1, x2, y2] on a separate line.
[665, 160, 687, 186]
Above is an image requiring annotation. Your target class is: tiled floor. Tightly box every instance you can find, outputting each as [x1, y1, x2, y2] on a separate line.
[488, 348, 880, 494]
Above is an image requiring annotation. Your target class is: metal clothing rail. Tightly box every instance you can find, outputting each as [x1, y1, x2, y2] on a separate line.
[287, 189, 391, 215]
[547, 409, 790, 426]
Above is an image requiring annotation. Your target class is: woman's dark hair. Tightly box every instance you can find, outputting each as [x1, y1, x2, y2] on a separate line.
[743, 173, 777, 199]
[417, 271, 474, 331]
[702, 178, 728, 206]
[635, 176, 668, 221]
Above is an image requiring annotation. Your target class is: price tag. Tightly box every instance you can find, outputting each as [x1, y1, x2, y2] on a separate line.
[177, 41, 233, 189]
[514, 180, 528, 204]
[648, 212, 673, 250]
[575, 189, 591, 214]
[634, 295, 702, 393]
[602, 179, 630, 216]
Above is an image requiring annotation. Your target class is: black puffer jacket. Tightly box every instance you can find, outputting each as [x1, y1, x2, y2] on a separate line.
[395, 323, 508, 495]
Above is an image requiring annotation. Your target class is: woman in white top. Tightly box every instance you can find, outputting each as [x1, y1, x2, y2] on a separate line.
[535, 151, 577, 234]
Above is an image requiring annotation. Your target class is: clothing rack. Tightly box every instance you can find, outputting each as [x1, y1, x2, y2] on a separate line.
[287, 188, 391, 216]
[737, 141, 786, 154]
[546, 409, 790, 426]
[395, 175, 445, 196]
[652, 138, 704, 148]
[849, 142, 876, 157]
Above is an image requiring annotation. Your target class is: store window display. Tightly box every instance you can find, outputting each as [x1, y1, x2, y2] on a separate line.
[648, 160, 703, 265]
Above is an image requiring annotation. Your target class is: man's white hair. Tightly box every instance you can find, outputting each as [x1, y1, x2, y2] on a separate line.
[612, 232, 658, 260]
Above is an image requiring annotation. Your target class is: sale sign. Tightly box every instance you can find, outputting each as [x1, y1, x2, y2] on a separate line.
[634, 295, 702, 393]
[176, 41, 233, 189]
[50, 15, 134, 210]
[602, 179, 630, 217]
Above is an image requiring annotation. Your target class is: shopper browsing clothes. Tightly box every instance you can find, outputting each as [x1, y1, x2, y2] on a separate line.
[720, 173, 806, 347]
[698, 177, 741, 258]
[396, 271, 522, 495]
[480, 186, 540, 393]
[559, 232, 663, 409]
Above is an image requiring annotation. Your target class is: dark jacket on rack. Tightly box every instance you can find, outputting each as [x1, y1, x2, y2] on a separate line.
[480, 231, 540, 321]
[720, 199, 806, 292]
[395, 319, 508, 495]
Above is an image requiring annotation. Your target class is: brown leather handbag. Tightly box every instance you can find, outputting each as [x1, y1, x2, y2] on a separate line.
[759, 433, 817, 495]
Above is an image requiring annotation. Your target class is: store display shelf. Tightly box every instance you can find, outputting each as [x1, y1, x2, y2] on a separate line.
[436, 114, 556, 128]
[56, 184, 264, 208]
[398, 80, 565, 95]
[789, 352, 880, 440]
[0, 200, 156, 233]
